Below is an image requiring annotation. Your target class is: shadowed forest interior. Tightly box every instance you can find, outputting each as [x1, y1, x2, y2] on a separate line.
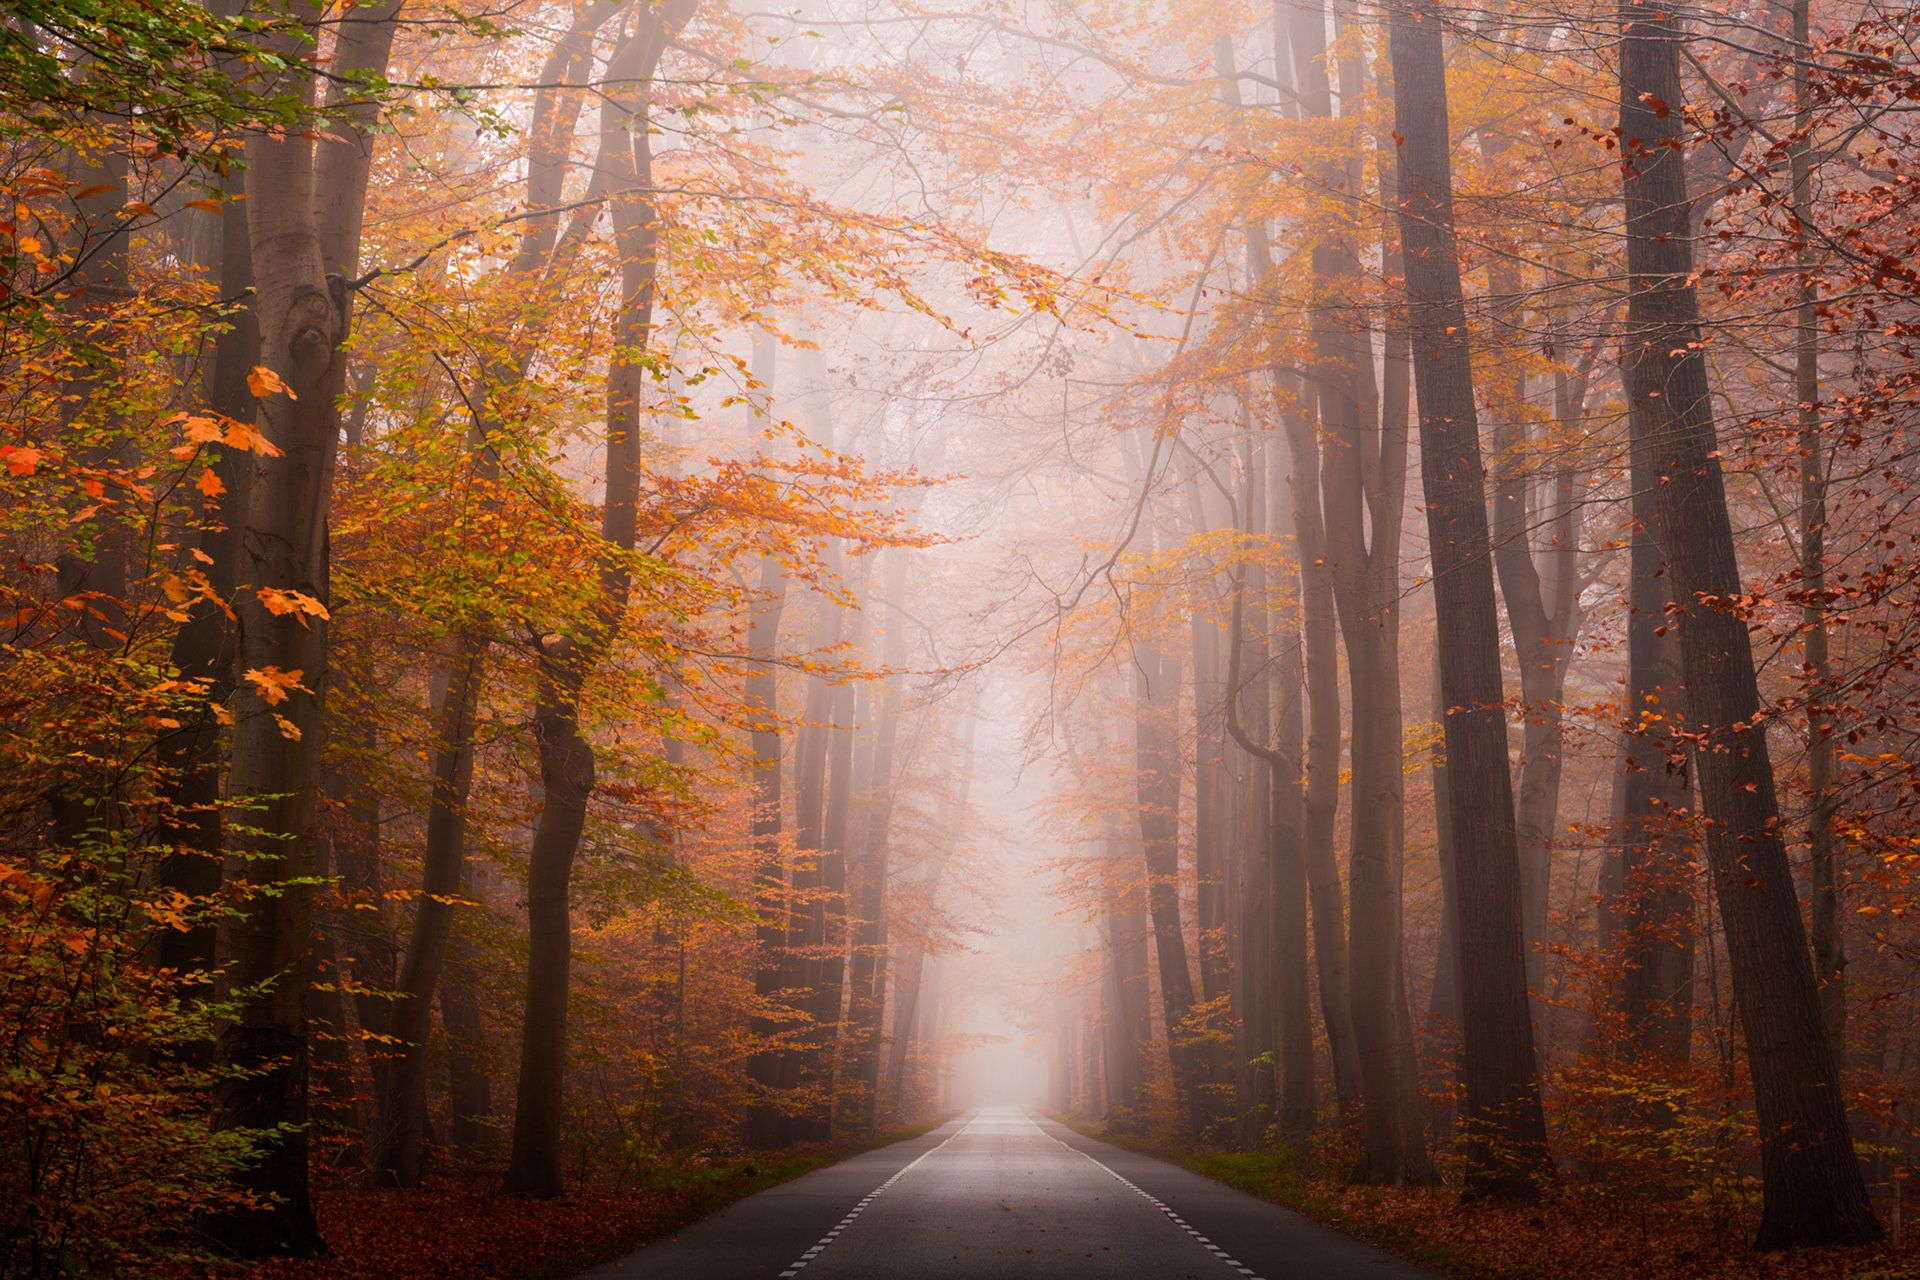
[6, 0, 1920, 1273]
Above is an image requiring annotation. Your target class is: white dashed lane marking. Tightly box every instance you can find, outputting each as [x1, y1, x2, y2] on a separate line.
[774, 1122, 968, 1278]
[1037, 1123, 1268, 1280]
[778, 1111, 1265, 1280]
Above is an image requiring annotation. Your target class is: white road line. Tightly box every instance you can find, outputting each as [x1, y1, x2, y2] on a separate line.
[1036, 1118, 1268, 1280]
[774, 1117, 975, 1278]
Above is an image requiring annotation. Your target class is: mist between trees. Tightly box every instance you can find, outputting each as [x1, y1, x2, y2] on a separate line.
[2, 0, 1917, 1272]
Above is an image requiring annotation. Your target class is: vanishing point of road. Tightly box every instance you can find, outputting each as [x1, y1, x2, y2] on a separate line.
[585, 1105, 1439, 1279]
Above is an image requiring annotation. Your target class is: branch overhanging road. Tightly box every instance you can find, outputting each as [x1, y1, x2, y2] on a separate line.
[584, 1106, 1440, 1279]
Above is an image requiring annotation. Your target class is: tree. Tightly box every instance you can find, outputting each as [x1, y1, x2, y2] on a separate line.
[506, 0, 700, 1200]
[1616, 0, 1878, 1246]
[1387, 0, 1548, 1198]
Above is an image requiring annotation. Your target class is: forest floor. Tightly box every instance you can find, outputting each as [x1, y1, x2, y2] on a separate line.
[1072, 1126, 1916, 1280]
[168, 1122, 944, 1280]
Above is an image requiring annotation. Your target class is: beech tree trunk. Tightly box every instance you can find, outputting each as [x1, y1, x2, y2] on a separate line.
[1134, 630, 1207, 1138]
[745, 343, 792, 1150]
[1284, 0, 1423, 1175]
[1426, 650, 1461, 1032]
[1599, 369, 1695, 1065]
[1100, 814, 1152, 1134]
[1617, 3, 1879, 1246]
[506, 1, 697, 1197]
[370, 640, 481, 1185]
[1222, 426, 1278, 1145]
[1789, 0, 1844, 1063]
[442, 884, 495, 1153]
[155, 156, 254, 983]
[781, 372, 850, 1140]
[845, 551, 909, 1134]
[1389, 0, 1548, 1198]
[884, 710, 976, 1119]
[208, 5, 344, 1251]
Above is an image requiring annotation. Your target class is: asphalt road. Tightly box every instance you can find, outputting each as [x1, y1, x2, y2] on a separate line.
[584, 1105, 1440, 1279]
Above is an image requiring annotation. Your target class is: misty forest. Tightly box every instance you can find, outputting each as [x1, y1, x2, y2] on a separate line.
[5, 0, 1920, 1275]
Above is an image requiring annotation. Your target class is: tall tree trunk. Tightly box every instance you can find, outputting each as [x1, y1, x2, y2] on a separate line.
[1221, 424, 1278, 1145]
[1617, 3, 1878, 1246]
[442, 877, 495, 1153]
[1190, 570, 1229, 1007]
[846, 551, 909, 1134]
[208, 5, 345, 1252]
[506, 2, 697, 1197]
[1135, 632, 1205, 1138]
[1267, 442, 1314, 1144]
[1261, 8, 1363, 1124]
[1287, 385, 1362, 1123]
[1220, 425, 1315, 1146]
[155, 156, 254, 982]
[1285, 0, 1424, 1177]
[1426, 649, 1461, 1031]
[884, 710, 976, 1119]
[154, 0, 257, 973]
[1599, 365, 1695, 1065]
[1388, 0, 1548, 1198]
[804, 576, 864, 1139]
[1100, 816, 1152, 1134]
[1789, 0, 1843, 1064]
[782, 391, 848, 1140]
[370, 640, 481, 1185]
[1214, 35, 1313, 1145]
[744, 347, 792, 1150]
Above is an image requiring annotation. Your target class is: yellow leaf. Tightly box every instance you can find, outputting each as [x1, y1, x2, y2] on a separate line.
[273, 713, 302, 741]
[183, 198, 224, 214]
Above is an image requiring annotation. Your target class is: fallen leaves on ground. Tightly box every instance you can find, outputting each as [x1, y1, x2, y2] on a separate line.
[1186, 1151, 1917, 1280]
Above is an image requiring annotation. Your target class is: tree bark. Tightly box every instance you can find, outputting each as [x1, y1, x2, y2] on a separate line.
[442, 880, 495, 1153]
[1284, 0, 1426, 1177]
[1599, 362, 1695, 1066]
[208, 2, 344, 1251]
[1134, 629, 1207, 1138]
[744, 351, 793, 1150]
[1100, 815, 1152, 1134]
[1789, 0, 1843, 1065]
[1617, 1, 1878, 1246]
[1388, 0, 1548, 1198]
[155, 155, 255, 983]
[370, 640, 481, 1185]
[883, 710, 976, 1119]
[505, 1, 698, 1198]
[845, 551, 909, 1134]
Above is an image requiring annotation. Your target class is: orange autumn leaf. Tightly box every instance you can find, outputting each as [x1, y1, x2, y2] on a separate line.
[247, 365, 296, 400]
[242, 665, 306, 706]
[256, 586, 329, 623]
[223, 418, 283, 457]
[177, 415, 224, 445]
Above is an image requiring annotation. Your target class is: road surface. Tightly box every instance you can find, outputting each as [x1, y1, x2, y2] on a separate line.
[585, 1105, 1439, 1279]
